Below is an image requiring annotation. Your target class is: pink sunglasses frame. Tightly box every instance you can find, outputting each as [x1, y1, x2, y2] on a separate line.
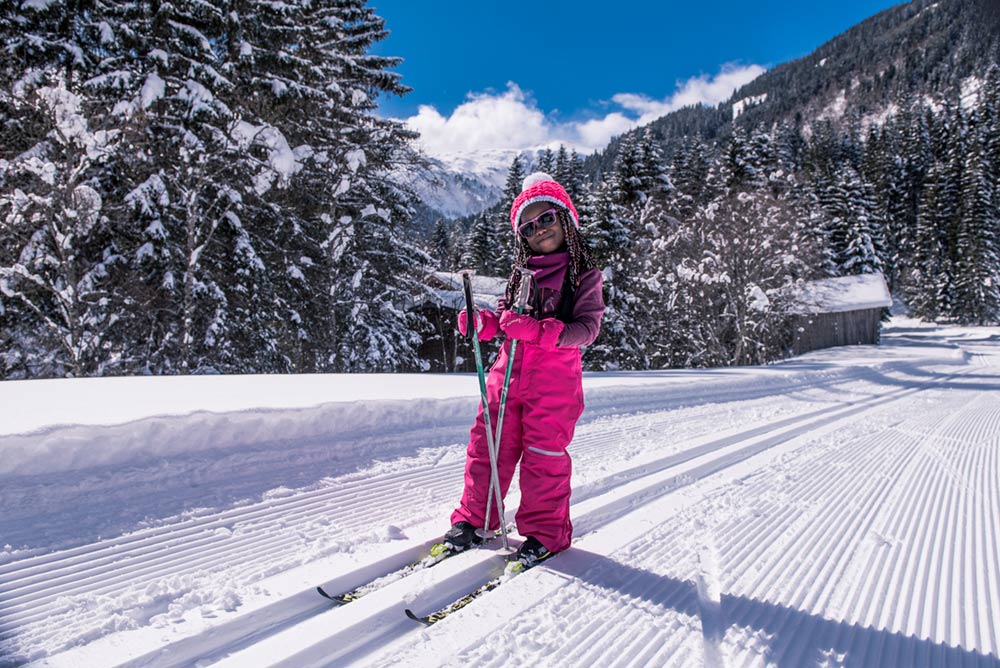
[517, 208, 560, 238]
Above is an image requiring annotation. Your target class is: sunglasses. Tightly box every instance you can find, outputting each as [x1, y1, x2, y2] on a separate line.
[517, 208, 560, 238]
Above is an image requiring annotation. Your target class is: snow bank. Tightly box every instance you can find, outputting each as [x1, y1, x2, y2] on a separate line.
[0, 320, 973, 479]
[0, 374, 484, 477]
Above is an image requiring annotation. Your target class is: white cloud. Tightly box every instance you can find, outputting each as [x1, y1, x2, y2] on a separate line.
[406, 83, 550, 155]
[402, 64, 766, 158]
[614, 63, 767, 126]
[573, 113, 635, 151]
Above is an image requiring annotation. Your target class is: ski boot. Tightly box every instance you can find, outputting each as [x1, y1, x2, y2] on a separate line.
[440, 521, 483, 552]
[506, 536, 555, 573]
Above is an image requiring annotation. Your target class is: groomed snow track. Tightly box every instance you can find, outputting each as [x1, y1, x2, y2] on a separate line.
[1, 327, 999, 668]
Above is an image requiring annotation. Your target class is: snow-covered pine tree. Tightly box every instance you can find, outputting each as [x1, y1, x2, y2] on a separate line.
[933, 98, 970, 320]
[460, 212, 500, 276]
[834, 165, 884, 276]
[553, 145, 571, 186]
[907, 160, 947, 320]
[953, 98, 1000, 324]
[565, 148, 588, 206]
[581, 164, 646, 370]
[723, 125, 763, 191]
[861, 123, 908, 290]
[773, 121, 806, 173]
[491, 153, 525, 275]
[0, 79, 123, 378]
[99, 0, 284, 374]
[637, 127, 673, 199]
[430, 218, 452, 270]
[219, 0, 340, 372]
[898, 101, 936, 277]
[316, 0, 430, 372]
[667, 137, 711, 219]
[610, 133, 646, 207]
[535, 147, 554, 174]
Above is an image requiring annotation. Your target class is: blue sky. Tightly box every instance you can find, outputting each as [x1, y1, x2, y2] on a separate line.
[370, 1, 903, 156]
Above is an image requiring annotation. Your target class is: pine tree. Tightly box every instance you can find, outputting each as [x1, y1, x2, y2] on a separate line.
[565, 148, 588, 206]
[581, 178, 645, 370]
[430, 218, 452, 270]
[668, 137, 711, 219]
[460, 212, 498, 275]
[610, 133, 646, 208]
[637, 127, 673, 199]
[491, 154, 525, 274]
[862, 124, 908, 290]
[318, 1, 430, 372]
[836, 166, 884, 275]
[907, 161, 946, 320]
[0, 79, 123, 377]
[535, 147, 555, 174]
[953, 103, 1000, 323]
[553, 145, 571, 185]
[97, 0, 283, 374]
[773, 121, 806, 173]
[723, 125, 761, 190]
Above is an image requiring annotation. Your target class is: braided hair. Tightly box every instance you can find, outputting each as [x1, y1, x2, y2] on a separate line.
[503, 208, 597, 308]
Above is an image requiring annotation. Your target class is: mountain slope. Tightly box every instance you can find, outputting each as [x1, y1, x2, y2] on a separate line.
[586, 0, 1000, 176]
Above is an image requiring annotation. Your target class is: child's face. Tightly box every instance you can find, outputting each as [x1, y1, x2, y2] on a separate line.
[519, 202, 566, 255]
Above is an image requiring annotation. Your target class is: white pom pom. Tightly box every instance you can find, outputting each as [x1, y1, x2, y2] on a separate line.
[521, 172, 553, 192]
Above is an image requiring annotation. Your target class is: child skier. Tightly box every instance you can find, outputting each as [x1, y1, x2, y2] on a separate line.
[445, 172, 605, 568]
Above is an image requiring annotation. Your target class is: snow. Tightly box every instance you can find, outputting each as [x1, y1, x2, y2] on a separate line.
[786, 272, 893, 314]
[1, 318, 999, 667]
[231, 122, 301, 194]
[817, 90, 849, 122]
[20, 0, 58, 10]
[140, 72, 165, 109]
[421, 271, 507, 311]
[391, 148, 531, 218]
[961, 75, 984, 109]
[96, 21, 114, 44]
[346, 148, 366, 173]
[732, 93, 767, 120]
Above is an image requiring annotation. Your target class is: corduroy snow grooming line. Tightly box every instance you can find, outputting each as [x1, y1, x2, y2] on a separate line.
[509, 172, 580, 232]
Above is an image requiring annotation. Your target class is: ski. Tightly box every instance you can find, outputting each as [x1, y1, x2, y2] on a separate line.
[316, 542, 467, 605]
[404, 553, 553, 625]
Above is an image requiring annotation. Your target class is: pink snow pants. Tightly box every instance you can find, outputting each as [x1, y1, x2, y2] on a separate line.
[451, 339, 585, 553]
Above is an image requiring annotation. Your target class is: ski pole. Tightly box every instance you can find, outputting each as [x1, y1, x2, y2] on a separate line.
[461, 271, 509, 551]
[481, 268, 535, 545]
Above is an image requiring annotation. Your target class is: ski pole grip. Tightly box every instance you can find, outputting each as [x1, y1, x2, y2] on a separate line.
[514, 268, 535, 315]
[461, 270, 477, 340]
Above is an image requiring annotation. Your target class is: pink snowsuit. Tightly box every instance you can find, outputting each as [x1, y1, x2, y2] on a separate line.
[451, 252, 605, 553]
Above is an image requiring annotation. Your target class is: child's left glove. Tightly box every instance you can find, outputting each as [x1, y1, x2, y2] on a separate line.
[499, 311, 564, 349]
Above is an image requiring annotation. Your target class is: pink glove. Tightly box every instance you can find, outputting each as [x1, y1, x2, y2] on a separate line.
[458, 309, 500, 341]
[499, 310, 542, 343]
[500, 311, 566, 349]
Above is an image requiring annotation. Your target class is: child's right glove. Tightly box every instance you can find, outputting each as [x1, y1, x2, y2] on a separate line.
[457, 308, 500, 341]
[499, 311, 564, 349]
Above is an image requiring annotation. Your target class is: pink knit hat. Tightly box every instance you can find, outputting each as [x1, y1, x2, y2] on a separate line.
[509, 172, 580, 232]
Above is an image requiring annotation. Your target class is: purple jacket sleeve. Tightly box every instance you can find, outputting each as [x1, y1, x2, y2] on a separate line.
[557, 268, 605, 348]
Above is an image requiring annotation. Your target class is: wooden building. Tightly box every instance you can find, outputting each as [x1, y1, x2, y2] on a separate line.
[412, 272, 506, 372]
[787, 272, 893, 355]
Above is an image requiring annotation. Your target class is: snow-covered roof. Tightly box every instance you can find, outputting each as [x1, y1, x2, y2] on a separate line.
[420, 271, 507, 311]
[429, 271, 507, 296]
[787, 272, 892, 315]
